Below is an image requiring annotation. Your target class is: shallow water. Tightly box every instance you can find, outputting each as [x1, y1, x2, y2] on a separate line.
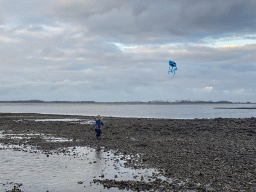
[28, 118, 95, 124]
[0, 130, 73, 142]
[0, 144, 165, 192]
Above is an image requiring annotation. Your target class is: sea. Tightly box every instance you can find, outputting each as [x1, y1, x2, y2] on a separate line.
[0, 102, 256, 119]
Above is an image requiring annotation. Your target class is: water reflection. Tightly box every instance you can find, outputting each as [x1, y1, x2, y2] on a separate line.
[95, 146, 102, 159]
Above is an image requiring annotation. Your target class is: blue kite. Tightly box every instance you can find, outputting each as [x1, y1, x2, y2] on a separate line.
[168, 61, 177, 76]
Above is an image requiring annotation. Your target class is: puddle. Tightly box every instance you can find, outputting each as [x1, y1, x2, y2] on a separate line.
[80, 120, 95, 124]
[18, 118, 96, 124]
[0, 131, 73, 142]
[33, 118, 83, 122]
[0, 143, 166, 192]
[0, 130, 169, 191]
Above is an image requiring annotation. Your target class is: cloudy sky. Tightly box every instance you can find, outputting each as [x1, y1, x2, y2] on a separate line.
[0, 0, 256, 102]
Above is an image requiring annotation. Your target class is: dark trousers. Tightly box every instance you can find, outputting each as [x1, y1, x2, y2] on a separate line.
[95, 129, 102, 138]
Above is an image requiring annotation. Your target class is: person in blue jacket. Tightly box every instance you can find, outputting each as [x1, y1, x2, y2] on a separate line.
[95, 115, 104, 139]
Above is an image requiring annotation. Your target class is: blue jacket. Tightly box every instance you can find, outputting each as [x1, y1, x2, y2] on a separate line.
[95, 119, 104, 129]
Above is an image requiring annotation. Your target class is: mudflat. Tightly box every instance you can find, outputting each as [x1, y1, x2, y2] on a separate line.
[1, 113, 256, 191]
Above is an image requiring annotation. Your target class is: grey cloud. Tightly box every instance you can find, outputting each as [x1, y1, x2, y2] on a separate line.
[44, 0, 256, 44]
[2, 0, 256, 45]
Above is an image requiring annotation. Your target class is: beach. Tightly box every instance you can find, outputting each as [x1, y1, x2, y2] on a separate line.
[1, 113, 256, 191]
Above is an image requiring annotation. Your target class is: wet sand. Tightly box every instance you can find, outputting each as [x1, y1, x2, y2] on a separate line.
[1, 113, 256, 191]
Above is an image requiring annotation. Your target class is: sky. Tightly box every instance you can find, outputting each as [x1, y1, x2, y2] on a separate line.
[0, 0, 256, 102]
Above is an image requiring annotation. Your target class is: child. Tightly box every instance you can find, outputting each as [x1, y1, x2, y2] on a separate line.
[95, 115, 104, 139]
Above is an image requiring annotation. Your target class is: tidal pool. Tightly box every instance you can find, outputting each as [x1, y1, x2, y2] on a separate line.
[20, 118, 95, 124]
[0, 144, 165, 192]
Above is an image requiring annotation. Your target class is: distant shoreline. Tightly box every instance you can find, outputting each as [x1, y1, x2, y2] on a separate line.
[215, 107, 256, 109]
[0, 100, 255, 105]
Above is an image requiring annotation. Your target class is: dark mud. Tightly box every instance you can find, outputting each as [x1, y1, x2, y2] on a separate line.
[7, 186, 22, 192]
[4, 183, 23, 192]
[93, 178, 209, 191]
[1, 113, 256, 191]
